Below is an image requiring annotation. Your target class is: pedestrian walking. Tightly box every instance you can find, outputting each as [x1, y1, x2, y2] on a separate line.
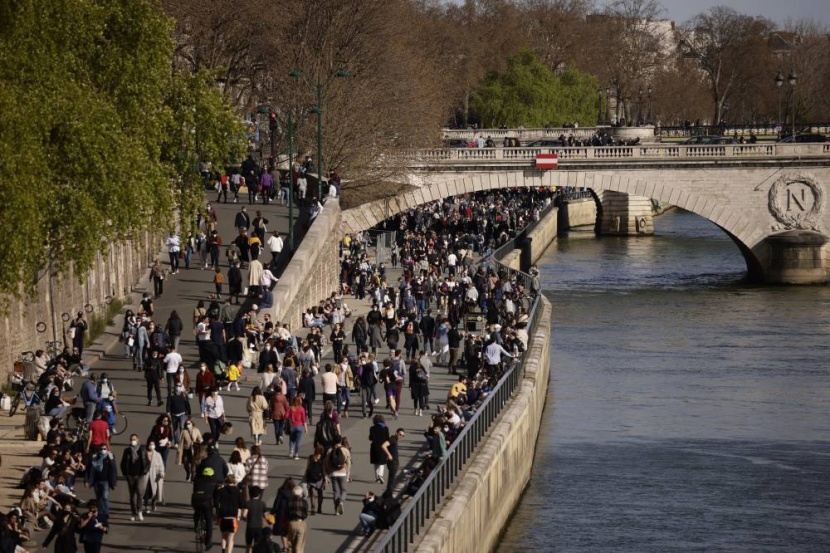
[120, 434, 150, 521]
[286, 397, 308, 459]
[369, 415, 391, 484]
[138, 441, 165, 513]
[286, 485, 309, 553]
[247, 387, 269, 446]
[85, 447, 117, 516]
[382, 428, 405, 494]
[325, 438, 351, 516]
[303, 446, 326, 515]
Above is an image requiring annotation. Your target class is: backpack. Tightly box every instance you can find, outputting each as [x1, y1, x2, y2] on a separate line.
[405, 322, 414, 335]
[329, 447, 346, 471]
[415, 367, 428, 383]
[315, 417, 341, 446]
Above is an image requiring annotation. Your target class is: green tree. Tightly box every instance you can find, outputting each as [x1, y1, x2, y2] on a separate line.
[471, 50, 599, 127]
[0, 0, 243, 303]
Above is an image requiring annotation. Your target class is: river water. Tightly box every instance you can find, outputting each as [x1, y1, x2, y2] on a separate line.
[499, 209, 830, 552]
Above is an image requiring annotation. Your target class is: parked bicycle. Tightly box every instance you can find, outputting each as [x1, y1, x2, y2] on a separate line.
[8, 376, 43, 417]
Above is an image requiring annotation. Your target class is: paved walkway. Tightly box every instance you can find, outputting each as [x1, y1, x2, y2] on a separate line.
[1, 196, 458, 552]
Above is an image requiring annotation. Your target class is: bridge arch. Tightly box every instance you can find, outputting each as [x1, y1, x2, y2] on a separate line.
[341, 170, 767, 277]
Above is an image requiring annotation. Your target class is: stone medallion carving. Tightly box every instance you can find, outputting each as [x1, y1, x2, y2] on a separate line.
[768, 172, 824, 230]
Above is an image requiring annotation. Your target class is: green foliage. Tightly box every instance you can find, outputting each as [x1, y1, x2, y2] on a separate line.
[471, 50, 599, 128]
[0, 0, 244, 303]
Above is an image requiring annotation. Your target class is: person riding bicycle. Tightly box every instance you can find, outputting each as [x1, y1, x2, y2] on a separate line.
[191, 464, 220, 549]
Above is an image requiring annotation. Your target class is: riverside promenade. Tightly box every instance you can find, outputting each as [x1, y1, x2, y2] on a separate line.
[0, 196, 459, 552]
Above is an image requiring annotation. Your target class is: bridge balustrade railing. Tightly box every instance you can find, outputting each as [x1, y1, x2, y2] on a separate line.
[407, 143, 830, 164]
[372, 209, 550, 553]
[442, 127, 597, 141]
[658, 124, 830, 138]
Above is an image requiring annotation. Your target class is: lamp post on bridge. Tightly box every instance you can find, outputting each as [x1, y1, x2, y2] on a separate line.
[647, 85, 653, 125]
[290, 68, 350, 201]
[597, 89, 603, 126]
[637, 87, 643, 126]
[605, 86, 611, 125]
[775, 70, 784, 137]
[788, 69, 797, 140]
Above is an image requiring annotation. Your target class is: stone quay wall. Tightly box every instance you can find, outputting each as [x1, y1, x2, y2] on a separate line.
[270, 199, 341, 333]
[1, 232, 159, 383]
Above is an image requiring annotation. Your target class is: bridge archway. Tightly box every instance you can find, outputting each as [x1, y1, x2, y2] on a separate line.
[341, 171, 768, 279]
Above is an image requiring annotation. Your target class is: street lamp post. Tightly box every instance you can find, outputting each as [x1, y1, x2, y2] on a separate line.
[625, 97, 631, 126]
[775, 70, 784, 136]
[788, 69, 797, 139]
[290, 68, 349, 201]
[647, 85, 653, 125]
[605, 86, 611, 125]
[597, 89, 603, 125]
[637, 87, 643, 126]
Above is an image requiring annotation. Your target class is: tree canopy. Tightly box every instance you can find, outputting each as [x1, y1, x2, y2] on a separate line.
[0, 0, 244, 302]
[471, 50, 599, 128]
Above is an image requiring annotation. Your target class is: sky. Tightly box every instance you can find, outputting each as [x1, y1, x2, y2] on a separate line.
[638, 0, 830, 27]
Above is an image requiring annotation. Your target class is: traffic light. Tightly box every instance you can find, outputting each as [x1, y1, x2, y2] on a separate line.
[269, 111, 277, 132]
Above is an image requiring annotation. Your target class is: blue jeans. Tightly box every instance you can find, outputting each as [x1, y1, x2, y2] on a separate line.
[272, 419, 286, 442]
[94, 481, 111, 516]
[338, 386, 350, 414]
[171, 413, 186, 446]
[289, 425, 305, 456]
[359, 512, 376, 535]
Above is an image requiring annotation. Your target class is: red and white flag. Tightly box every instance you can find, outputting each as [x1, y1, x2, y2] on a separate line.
[535, 153, 558, 169]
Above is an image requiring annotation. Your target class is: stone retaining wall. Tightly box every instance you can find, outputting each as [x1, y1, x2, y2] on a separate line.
[270, 200, 341, 333]
[527, 206, 559, 265]
[1, 232, 159, 383]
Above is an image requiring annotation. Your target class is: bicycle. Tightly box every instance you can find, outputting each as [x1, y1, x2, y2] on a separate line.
[65, 398, 127, 437]
[194, 512, 207, 552]
[8, 377, 43, 417]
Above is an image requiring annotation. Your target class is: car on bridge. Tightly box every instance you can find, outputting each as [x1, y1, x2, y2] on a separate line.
[681, 135, 736, 145]
[443, 138, 472, 148]
[525, 139, 565, 148]
[777, 133, 828, 143]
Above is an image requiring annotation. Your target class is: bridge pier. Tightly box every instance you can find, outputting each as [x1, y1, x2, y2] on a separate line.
[757, 231, 829, 284]
[597, 191, 653, 236]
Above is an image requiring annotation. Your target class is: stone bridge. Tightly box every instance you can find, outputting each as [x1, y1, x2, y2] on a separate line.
[343, 144, 830, 284]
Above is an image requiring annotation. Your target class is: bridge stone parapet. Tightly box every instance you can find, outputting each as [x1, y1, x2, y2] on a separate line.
[409, 143, 830, 168]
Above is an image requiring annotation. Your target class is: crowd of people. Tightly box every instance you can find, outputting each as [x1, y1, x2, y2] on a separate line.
[2, 181, 550, 553]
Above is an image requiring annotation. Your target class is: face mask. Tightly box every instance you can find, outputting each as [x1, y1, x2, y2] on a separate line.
[200, 367, 206, 372]
[148, 444, 156, 451]
[186, 424, 193, 429]
[130, 440, 138, 447]
[102, 379, 108, 383]
[264, 345, 271, 351]
[100, 449, 107, 455]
